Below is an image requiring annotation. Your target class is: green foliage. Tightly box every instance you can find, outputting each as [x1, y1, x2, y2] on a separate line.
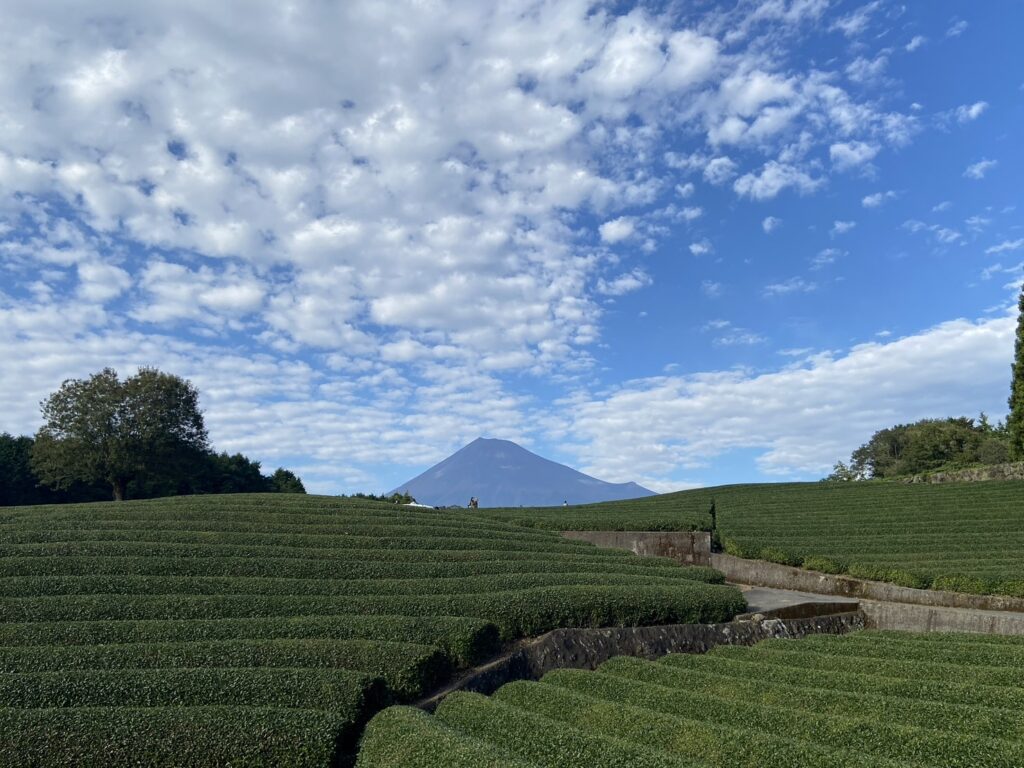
[554, 480, 1024, 598]
[32, 367, 209, 500]
[828, 414, 1012, 481]
[481, 492, 714, 531]
[0, 707, 342, 768]
[271, 467, 306, 493]
[1010, 287, 1024, 459]
[0, 493, 744, 764]
[354, 706, 533, 768]
[800, 555, 846, 574]
[0, 615, 500, 666]
[365, 630, 1024, 768]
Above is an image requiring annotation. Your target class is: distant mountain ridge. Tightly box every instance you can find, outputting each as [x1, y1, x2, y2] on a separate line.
[389, 437, 655, 508]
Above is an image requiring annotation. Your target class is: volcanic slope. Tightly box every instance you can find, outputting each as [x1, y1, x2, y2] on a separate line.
[0, 493, 743, 766]
[389, 437, 654, 507]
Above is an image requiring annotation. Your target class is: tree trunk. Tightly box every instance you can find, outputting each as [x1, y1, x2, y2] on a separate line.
[112, 479, 127, 501]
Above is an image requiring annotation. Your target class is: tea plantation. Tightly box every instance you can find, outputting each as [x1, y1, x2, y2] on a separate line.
[0, 493, 744, 766]
[358, 629, 1024, 767]
[492, 480, 1024, 597]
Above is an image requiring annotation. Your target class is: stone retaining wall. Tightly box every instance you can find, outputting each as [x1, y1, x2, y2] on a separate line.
[561, 530, 712, 566]
[416, 611, 864, 711]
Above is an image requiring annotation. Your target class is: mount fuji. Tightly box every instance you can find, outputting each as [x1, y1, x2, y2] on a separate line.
[389, 437, 655, 508]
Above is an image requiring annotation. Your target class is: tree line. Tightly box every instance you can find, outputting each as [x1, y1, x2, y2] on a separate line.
[1, 368, 304, 506]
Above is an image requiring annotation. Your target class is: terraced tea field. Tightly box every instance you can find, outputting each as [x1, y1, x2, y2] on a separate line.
[495, 481, 1024, 597]
[358, 629, 1024, 767]
[0, 494, 743, 766]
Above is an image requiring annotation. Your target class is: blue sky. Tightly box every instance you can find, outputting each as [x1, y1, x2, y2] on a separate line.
[1, 0, 1022, 494]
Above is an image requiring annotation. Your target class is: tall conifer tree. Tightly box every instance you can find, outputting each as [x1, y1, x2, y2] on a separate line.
[1008, 287, 1024, 460]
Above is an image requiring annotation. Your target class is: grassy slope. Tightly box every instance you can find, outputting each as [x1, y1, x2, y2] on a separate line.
[0, 493, 743, 767]
[488, 480, 1024, 597]
[357, 629, 1024, 768]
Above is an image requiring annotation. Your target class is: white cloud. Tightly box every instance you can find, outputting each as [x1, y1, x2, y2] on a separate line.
[701, 280, 722, 298]
[599, 217, 636, 244]
[701, 318, 763, 347]
[762, 216, 782, 233]
[675, 182, 695, 198]
[562, 313, 1015, 484]
[905, 35, 926, 52]
[956, 101, 989, 123]
[831, 2, 881, 38]
[596, 269, 652, 296]
[862, 190, 896, 207]
[933, 201, 952, 212]
[964, 159, 998, 180]
[845, 54, 889, 85]
[987, 240, 1024, 255]
[0, 0, 931, 492]
[831, 220, 856, 236]
[947, 19, 969, 38]
[76, 260, 133, 303]
[764, 277, 817, 296]
[829, 141, 879, 171]
[703, 156, 738, 185]
[734, 161, 824, 200]
[811, 248, 843, 270]
[689, 240, 713, 256]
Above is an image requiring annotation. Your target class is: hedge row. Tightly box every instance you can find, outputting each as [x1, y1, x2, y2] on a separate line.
[354, 706, 533, 768]
[358, 630, 1024, 767]
[0, 614, 500, 665]
[0, 706, 343, 768]
[0, 667, 382, 714]
[708, 642, 1024, 688]
[0, 570, 721, 600]
[432, 691, 698, 768]
[0, 638, 449, 700]
[644, 649, 1024, 711]
[0, 540, 646, 563]
[593, 657, 1023, 747]
[0, 583, 746, 638]
[1, 494, 747, 766]
[0, 555, 723, 583]
[492, 679, 896, 768]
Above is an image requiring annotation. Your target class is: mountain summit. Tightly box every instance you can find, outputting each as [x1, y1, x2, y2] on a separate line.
[389, 437, 655, 508]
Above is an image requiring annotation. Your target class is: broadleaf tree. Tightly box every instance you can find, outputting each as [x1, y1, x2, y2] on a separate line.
[32, 368, 209, 501]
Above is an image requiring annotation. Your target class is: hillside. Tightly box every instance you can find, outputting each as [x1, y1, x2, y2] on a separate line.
[0, 493, 742, 766]
[494, 480, 1024, 598]
[389, 437, 655, 507]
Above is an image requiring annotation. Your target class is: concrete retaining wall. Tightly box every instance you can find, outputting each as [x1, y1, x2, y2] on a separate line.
[562, 530, 712, 566]
[862, 600, 1024, 635]
[711, 553, 1024, 613]
[416, 611, 864, 711]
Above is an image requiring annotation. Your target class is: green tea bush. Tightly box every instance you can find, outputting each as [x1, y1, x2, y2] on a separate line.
[0, 706, 342, 768]
[0, 493, 746, 765]
[0, 614, 500, 665]
[354, 706, 532, 768]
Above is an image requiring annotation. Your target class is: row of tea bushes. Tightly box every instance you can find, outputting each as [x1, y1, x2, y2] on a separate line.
[0, 493, 743, 765]
[358, 630, 1024, 767]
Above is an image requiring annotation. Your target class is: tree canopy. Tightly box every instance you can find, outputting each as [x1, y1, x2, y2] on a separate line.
[32, 368, 210, 501]
[4, 368, 309, 506]
[828, 414, 1010, 481]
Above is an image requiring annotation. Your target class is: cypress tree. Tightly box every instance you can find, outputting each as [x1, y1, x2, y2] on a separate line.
[1008, 287, 1024, 460]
